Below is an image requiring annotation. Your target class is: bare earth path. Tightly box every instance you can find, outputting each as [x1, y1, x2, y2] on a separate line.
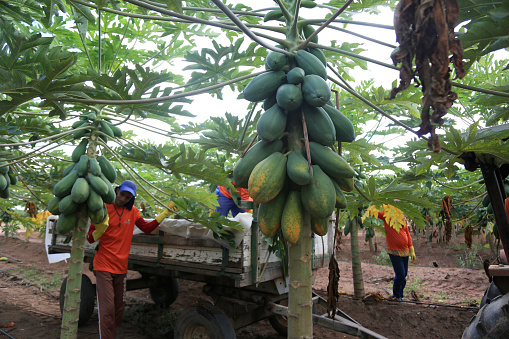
[0, 231, 495, 338]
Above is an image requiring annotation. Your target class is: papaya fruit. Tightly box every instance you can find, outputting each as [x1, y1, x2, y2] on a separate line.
[301, 165, 335, 219]
[276, 84, 303, 111]
[301, 1, 317, 8]
[265, 51, 288, 71]
[97, 155, 116, 183]
[103, 184, 116, 204]
[334, 176, 354, 192]
[257, 104, 287, 142]
[0, 161, 8, 174]
[302, 104, 336, 146]
[87, 187, 104, 212]
[295, 49, 326, 79]
[71, 177, 90, 204]
[263, 9, 283, 22]
[263, 95, 277, 111]
[110, 124, 123, 138]
[344, 218, 351, 236]
[301, 74, 331, 107]
[59, 195, 79, 215]
[0, 174, 7, 191]
[307, 47, 327, 67]
[100, 120, 115, 138]
[8, 167, 17, 185]
[248, 152, 287, 204]
[233, 139, 284, 189]
[88, 157, 102, 176]
[56, 213, 77, 235]
[87, 173, 109, 197]
[47, 196, 62, 215]
[88, 205, 106, 224]
[0, 187, 10, 199]
[71, 138, 88, 163]
[302, 25, 318, 43]
[332, 180, 347, 209]
[258, 189, 287, 238]
[282, 191, 304, 244]
[286, 151, 312, 185]
[308, 142, 355, 180]
[53, 170, 79, 198]
[322, 104, 355, 143]
[62, 162, 76, 177]
[243, 71, 286, 102]
[311, 215, 329, 236]
[76, 154, 89, 177]
[286, 67, 305, 84]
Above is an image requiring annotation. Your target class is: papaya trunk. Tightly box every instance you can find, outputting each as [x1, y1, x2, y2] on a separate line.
[60, 207, 88, 339]
[288, 212, 313, 338]
[368, 234, 374, 252]
[350, 217, 365, 299]
[426, 221, 431, 249]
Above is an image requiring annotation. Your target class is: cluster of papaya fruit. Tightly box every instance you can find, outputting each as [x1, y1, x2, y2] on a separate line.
[71, 113, 123, 141]
[0, 161, 18, 199]
[234, 42, 355, 244]
[47, 137, 118, 235]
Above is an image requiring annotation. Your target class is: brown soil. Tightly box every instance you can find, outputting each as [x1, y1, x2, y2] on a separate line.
[0, 229, 498, 338]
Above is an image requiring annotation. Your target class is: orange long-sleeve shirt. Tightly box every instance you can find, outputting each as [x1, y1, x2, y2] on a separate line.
[378, 211, 413, 253]
[87, 204, 159, 274]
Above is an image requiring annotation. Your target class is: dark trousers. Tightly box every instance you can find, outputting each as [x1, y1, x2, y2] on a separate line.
[389, 253, 409, 299]
[95, 271, 127, 339]
[215, 188, 245, 217]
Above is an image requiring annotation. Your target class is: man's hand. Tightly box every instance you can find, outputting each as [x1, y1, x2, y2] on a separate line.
[155, 201, 177, 223]
[409, 246, 416, 263]
[92, 214, 110, 241]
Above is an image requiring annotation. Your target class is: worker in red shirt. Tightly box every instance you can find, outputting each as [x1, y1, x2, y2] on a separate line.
[215, 184, 251, 217]
[87, 180, 175, 339]
[378, 211, 416, 301]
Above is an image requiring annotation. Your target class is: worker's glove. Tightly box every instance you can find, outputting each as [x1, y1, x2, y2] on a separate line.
[92, 214, 110, 242]
[409, 246, 416, 263]
[155, 201, 177, 223]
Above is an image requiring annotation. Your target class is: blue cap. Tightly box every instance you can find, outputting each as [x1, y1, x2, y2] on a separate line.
[119, 180, 137, 197]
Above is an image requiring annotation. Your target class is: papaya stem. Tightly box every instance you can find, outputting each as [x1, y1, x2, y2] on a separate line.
[297, 0, 355, 50]
[240, 133, 258, 158]
[300, 107, 313, 178]
[209, 0, 292, 56]
[239, 103, 258, 150]
[58, 71, 267, 105]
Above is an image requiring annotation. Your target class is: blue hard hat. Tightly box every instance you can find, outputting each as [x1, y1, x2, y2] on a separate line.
[119, 180, 137, 196]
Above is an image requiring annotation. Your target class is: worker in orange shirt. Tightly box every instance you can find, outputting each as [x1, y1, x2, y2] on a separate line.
[86, 180, 175, 338]
[215, 184, 251, 217]
[378, 211, 416, 302]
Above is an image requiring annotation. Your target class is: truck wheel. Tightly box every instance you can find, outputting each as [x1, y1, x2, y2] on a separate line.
[149, 276, 179, 307]
[268, 314, 287, 336]
[174, 301, 236, 339]
[480, 281, 501, 308]
[463, 293, 509, 338]
[59, 274, 96, 326]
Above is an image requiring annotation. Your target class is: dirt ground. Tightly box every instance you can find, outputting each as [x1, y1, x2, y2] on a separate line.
[0, 228, 498, 339]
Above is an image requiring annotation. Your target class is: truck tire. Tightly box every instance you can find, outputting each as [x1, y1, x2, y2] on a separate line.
[149, 276, 179, 307]
[174, 301, 236, 339]
[480, 281, 501, 308]
[463, 293, 509, 338]
[59, 274, 96, 326]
